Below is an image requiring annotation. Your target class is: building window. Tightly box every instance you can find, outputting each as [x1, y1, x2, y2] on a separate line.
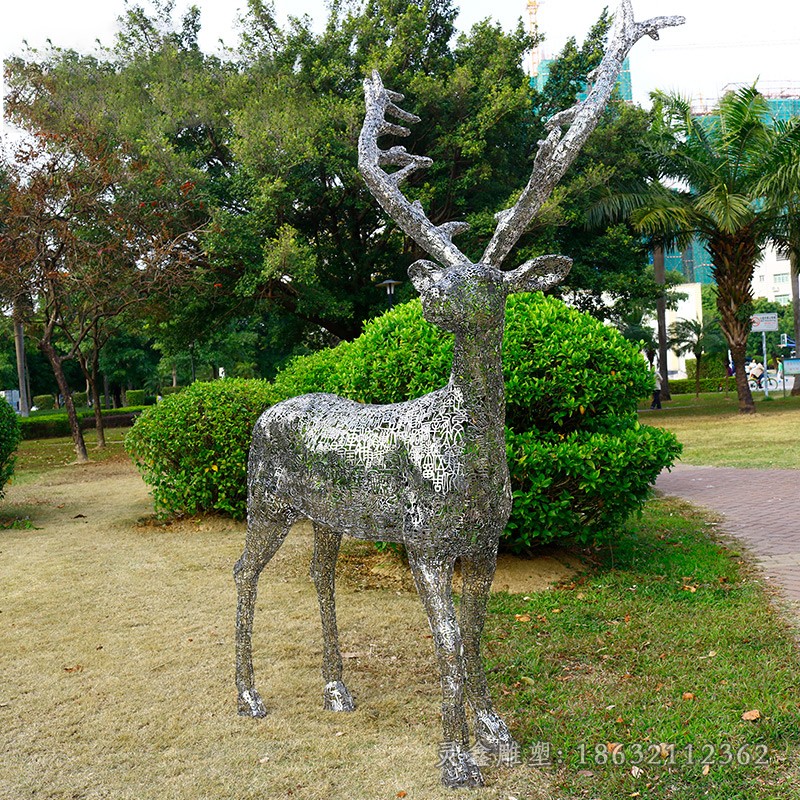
[775, 273, 790, 284]
[759, 274, 766, 282]
[777, 251, 790, 261]
[775, 294, 791, 305]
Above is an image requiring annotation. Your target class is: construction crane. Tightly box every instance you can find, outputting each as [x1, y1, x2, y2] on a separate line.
[527, 0, 542, 78]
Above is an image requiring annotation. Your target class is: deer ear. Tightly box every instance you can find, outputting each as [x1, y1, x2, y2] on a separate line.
[504, 254, 572, 294]
[408, 259, 444, 294]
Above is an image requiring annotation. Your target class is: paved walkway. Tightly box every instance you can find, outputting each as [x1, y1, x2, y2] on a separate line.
[656, 463, 800, 619]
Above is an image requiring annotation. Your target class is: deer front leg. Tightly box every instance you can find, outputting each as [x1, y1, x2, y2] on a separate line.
[407, 548, 483, 789]
[461, 548, 519, 766]
[234, 505, 293, 717]
[311, 523, 354, 712]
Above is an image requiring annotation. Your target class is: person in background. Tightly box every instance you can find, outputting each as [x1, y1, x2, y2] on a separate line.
[749, 360, 765, 388]
[651, 369, 662, 410]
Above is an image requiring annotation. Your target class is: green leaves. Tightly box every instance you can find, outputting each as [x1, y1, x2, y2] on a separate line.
[125, 379, 278, 518]
[127, 296, 680, 547]
[0, 399, 21, 500]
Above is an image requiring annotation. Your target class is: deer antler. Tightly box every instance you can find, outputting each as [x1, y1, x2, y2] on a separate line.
[481, 0, 685, 268]
[358, 71, 470, 269]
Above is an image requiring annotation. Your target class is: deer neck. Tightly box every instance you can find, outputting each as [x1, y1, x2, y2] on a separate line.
[449, 320, 506, 433]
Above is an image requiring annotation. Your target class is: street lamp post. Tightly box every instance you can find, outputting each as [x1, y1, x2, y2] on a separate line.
[376, 279, 402, 308]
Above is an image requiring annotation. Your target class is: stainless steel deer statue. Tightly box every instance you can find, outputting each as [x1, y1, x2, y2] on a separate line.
[235, 1, 683, 787]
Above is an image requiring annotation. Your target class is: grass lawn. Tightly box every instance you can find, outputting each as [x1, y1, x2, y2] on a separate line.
[10, 428, 131, 485]
[485, 499, 800, 798]
[2, 430, 800, 798]
[639, 391, 800, 469]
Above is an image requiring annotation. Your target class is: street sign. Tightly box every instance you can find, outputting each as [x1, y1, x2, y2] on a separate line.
[783, 358, 800, 376]
[751, 313, 779, 332]
[781, 333, 796, 348]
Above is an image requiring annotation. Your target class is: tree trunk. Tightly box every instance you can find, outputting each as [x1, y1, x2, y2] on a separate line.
[40, 341, 88, 462]
[77, 341, 106, 449]
[710, 234, 757, 413]
[653, 247, 671, 400]
[12, 314, 30, 417]
[694, 347, 702, 398]
[90, 345, 105, 449]
[790, 249, 800, 395]
[172, 363, 178, 387]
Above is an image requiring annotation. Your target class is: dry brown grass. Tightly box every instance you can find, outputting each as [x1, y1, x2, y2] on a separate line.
[1, 459, 559, 800]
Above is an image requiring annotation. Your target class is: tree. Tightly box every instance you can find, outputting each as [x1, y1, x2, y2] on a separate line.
[4, 0, 685, 374]
[627, 87, 800, 413]
[0, 129, 195, 459]
[755, 126, 800, 395]
[669, 317, 726, 397]
[614, 304, 657, 365]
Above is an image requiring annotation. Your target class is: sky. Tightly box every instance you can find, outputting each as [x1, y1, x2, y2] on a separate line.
[2, 0, 800, 111]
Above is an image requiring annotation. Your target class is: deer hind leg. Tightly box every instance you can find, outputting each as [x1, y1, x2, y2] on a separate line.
[407, 547, 483, 789]
[234, 497, 295, 717]
[311, 522, 354, 712]
[460, 548, 519, 765]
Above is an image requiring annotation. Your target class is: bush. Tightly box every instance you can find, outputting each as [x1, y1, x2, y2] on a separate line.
[128, 296, 680, 548]
[32, 394, 55, 410]
[18, 406, 148, 440]
[669, 377, 734, 395]
[0, 400, 21, 498]
[125, 389, 146, 406]
[72, 391, 89, 407]
[126, 379, 278, 517]
[685, 354, 728, 381]
[160, 386, 185, 397]
[19, 416, 72, 440]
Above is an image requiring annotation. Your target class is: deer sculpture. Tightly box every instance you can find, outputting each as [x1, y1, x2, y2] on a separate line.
[235, 1, 684, 788]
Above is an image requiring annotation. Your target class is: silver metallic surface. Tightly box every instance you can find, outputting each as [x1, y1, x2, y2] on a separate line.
[235, 3, 683, 788]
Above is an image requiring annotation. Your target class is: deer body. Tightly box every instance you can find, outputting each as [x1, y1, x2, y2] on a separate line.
[249, 387, 508, 547]
[248, 280, 509, 547]
[235, 3, 684, 787]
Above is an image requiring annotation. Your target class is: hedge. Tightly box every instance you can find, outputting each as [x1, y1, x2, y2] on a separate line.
[125, 389, 146, 406]
[18, 407, 147, 440]
[668, 377, 734, 395]
[0, 400, 21, 498]
[127, 295, 680, 549]
[685, 354, 728, 381]
[32, 394, 55, 410]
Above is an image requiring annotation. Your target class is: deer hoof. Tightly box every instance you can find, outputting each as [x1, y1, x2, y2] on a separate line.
[474, 710, 519, 764]
[323, 681, 355, 712]
[439, 743, 484, 788]
[238, 689, 268, 717]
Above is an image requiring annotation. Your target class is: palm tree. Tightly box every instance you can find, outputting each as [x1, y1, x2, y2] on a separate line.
[601, 86, 800, 413]
[614, 307, 658, 367]
[669, 317, 726, 398]
[755, 128, 800, 395]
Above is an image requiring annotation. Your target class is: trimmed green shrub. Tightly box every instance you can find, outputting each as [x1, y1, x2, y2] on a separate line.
[32, 394, 55, 410]
[0, 400, 21, 498]
[685, 354, 728, 381]
[128, 296, 680, 549]
[160, 386, 185, 397]
[19, 416, 72, 440]
[72, 391, 89, 407]
[125, 389, 146, 406]
[18, 406, 148, 440]
[668, 377, 734, 395]
[126, 379, 278, 517]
